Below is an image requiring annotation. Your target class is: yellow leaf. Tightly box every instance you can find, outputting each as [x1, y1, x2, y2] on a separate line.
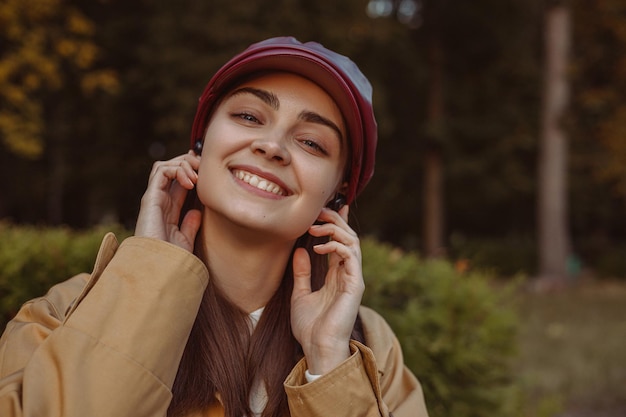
[80, 69, 120, 96]
[0, 108, 44, 159]
[55, 39, 77, 57]
[66, 10, 95, 36]
[75, 43, 98, 68]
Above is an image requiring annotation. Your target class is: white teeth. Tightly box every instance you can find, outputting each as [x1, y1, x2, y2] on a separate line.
[234, 170, 285, 196]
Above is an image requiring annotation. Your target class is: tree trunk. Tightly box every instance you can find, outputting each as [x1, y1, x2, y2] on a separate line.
[423, 146, 444, 257]
[423, 30, 445, 258]
[537, 2, 571, 288]
[47, 103, 70, 225]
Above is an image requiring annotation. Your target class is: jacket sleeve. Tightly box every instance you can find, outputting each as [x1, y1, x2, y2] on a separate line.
[283, 306, 429, 417]
[0, 233, 208, 417]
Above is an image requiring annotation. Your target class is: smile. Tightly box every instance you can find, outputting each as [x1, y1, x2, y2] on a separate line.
[232, 169, 286, 196]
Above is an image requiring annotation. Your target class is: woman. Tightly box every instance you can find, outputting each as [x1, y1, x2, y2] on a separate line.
[0, 37, 429, 417]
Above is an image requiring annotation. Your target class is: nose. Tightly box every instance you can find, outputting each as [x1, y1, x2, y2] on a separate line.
[251, 136, 291, 164]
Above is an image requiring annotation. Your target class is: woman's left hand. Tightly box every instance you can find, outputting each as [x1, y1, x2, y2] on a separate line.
[290, 205, 364, 376]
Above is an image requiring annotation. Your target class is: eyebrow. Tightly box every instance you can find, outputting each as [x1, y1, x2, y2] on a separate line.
[228, 87, 280, 110]
[298, 111, 344, 142]
[228, 86, 344, 142]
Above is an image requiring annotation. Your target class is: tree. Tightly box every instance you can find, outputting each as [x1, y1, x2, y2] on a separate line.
[420, 0, 447, 258]
[4, 0, 625, 278]
[0, 0, 117, 158]
[0, 0, 118, 223]
[364, 0, 542, 257]
[366, 0, 447, 258]
[536, 0, 572, 287]
[573, 0, 626, 199]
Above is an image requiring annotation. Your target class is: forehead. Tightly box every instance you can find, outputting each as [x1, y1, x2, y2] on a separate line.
[231, 72, 340, 108]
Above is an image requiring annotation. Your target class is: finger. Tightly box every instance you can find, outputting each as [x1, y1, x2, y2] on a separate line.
[314, 238, 362, 273]
[151, 152, 199, 183]
[170, 178, 191, 206]
[178, 157, 200, 182]
[141, 162, 194, 225]
[316, 207, 345, 224]
[169, 163, 199, 207]
[161, 171, 195, 218]
[338, 204, 350, 222]
[171, 160, 198, 189]
[313, 240, 359, 260]
[147, 163, 181, 190]
[148, 163, 195, 192]
[292, 248, 312, 300]
[308, 222, 357, 244]
[315, 208, 354, 236]
[180, 209, 202, 245]
[313, 240, 364, 294]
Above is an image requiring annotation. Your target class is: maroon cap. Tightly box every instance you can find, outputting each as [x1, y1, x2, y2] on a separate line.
[190, 37, 377, 204]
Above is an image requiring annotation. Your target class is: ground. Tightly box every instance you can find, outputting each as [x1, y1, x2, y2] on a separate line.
[516, 280, 626, 417]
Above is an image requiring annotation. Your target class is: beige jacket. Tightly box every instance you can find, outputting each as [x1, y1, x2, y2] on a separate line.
[0, 233, 429, 417]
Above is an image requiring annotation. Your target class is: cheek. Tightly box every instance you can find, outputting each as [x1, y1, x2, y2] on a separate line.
[303, 168, 343, 206]
[194, 156, 220, 207]
[194, 168, 209, 206]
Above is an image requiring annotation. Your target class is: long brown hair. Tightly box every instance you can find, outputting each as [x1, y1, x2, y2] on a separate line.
[168, 232, 365, 417]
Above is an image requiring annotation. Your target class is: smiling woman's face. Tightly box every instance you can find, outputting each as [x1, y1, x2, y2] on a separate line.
[195, 71, 348, 240]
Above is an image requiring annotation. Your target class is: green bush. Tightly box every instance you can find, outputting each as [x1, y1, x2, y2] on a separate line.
[0, 222, 131, 328]
[361, 237, 519, 417]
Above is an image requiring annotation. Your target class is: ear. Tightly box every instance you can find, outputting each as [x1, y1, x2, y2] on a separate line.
[325, 194, 344, 211]
[326, 182, 348, 212]
[335, 181, 348, 204]
[338, 181, 348, 196]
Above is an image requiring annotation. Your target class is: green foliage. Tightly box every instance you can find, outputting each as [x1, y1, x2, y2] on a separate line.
[0, 222, 130, 327]
[361, 237, 519, 417]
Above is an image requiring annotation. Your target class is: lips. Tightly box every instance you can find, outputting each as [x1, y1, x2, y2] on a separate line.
[232, 169, 288, 196]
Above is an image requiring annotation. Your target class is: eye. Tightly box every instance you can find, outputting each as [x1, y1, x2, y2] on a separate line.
[300, 138, 328, 156]
[232, 112, 261, 124]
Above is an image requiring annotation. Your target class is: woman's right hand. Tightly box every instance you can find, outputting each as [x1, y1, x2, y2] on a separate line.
[134, 150, 202, 252]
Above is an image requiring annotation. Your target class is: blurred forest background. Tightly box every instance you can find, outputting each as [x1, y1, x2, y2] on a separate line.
[1, 0, 626, 282]
[1, 1, 626, 416]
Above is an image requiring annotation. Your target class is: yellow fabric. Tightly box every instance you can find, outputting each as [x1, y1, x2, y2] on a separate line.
[284, 321, 428, 417]
[0, 234, 428, 417]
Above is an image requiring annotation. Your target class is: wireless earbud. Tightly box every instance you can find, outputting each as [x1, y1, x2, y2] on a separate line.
[327, 193, 346, 211]
[193, 139, 203, 155]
